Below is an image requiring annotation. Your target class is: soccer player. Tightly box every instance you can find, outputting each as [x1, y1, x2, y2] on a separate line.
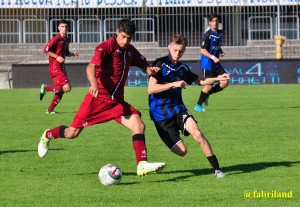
[40, 19, 79, 114]
[38, 19, 166, 177]
[148, 34, 229, 178]
[194, 13, 229, 112]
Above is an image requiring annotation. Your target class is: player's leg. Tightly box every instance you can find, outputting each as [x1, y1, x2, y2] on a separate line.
[47, 91, 63, 114]
[154, 118, 187, 157]
[185, 117, 225, 178]
[45, 72, 70, 113]
[62, 82, 72, 93]
[120, 113, 166, 176]
[207, 67, 229, 95]
[40, 84, 63, 101]
[195, 70, 213, 112]
[46, 82, 71, 113]
[38, 126, 83, 157]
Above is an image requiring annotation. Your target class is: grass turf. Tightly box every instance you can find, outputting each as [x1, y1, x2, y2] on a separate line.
[0, 85, 299, 207]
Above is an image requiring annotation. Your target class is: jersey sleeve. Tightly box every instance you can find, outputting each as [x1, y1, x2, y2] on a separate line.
[129, 46, 149, 70]
[90, 42, 110, 67]
[200, 32, 210, 51]
[183, 65, 199, 85]
[43, 35, 57, 54]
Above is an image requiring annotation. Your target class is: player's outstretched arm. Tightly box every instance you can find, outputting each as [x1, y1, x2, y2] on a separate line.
[145, 66, 161, 76]
[148, 76, 186, 94]
[196, 74, 230, 86]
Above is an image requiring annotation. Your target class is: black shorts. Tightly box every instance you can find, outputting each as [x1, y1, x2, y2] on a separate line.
[201, 66, 226, 79]
[153, 110, 197, 149]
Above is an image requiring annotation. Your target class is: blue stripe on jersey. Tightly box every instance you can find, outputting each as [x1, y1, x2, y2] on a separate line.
[149, 56, 197, 122]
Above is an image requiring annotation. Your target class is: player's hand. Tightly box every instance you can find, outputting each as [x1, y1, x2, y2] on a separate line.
[148, 66, 161, 76]
[213, 57, 220, 63]
[221, 51, 225, 57]
[89, 84, 99, 97]
[173, 80, 187, 89]
[56, 56, 65, 63]
[73, 51, 79, 58]
[217, 74, 230, 80]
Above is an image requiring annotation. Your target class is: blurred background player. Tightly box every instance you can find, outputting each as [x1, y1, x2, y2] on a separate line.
[148, 34, 230, 178]
[195, 13, 229, 112]
[40, 19, 79, 114]
[38, 19, 166, 177]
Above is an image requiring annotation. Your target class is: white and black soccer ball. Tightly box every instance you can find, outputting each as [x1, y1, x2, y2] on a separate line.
[98, 164, 122, 185]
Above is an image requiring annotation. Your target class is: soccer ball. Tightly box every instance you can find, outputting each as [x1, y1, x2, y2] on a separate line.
[98, 164, 122, 185]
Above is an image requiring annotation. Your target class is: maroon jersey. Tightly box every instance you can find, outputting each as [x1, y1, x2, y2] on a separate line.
[90, 36, 149, 100]
[43, 34, 71, 77]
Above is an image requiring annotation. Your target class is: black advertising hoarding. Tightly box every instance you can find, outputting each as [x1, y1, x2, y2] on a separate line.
[12, 60, 300, 88]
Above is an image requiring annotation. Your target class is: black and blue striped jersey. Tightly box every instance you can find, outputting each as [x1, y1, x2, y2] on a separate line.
[149, 56, 198, 122]
[200, 28, 223, 70]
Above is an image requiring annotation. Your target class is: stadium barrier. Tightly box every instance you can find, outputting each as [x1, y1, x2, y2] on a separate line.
[11, 60, 300, 88]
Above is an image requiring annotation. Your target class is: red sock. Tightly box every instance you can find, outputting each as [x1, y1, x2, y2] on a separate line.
[45, 85, 63, 93]
[48, 93, 63, 112]
[132, 134, 147, 164]
[45, 125, 67, 139]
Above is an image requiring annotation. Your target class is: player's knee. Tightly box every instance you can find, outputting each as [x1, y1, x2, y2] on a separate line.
[133, 122, 145, 134]
[177, 148, 187, 157]
[172, 142, 187, 157]
[63, 86, 71, 92]
[220, 81, 229, 88]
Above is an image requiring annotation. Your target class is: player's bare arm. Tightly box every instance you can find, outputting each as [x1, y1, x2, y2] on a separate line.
[195, 74, 230, 86]
[148, 76, 186, 94]
[86, 63, 98, 97]
[145, 66, 161, 76]
[46, 51, 65, 63]
[201, 48, 220, 63]
[67, 51, 79, 57]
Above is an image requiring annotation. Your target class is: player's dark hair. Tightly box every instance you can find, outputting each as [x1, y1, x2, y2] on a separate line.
[169, 34, 188, 47]
[58, 19, 68, 25]
[117, 19, 136, 36]
[208, 13, 219, 21]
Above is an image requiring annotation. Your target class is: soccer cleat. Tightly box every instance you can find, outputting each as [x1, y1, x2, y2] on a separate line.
[137, 161, 166, 177]
[38, 129, 50, 157]
[46, 110, 57, 114]
[40, 84, 47, 101]
[203, 97, 209, 106]
[214, 170, 225, 178]
[194, 104, 206, 112]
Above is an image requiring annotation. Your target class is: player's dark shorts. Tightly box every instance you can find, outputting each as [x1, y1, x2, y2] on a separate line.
[153, 110, 197, 149]
[201, 66, 226, 79]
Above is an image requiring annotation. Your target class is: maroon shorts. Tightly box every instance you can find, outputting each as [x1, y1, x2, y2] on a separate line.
[71, 93, 141, 128]
[51, 69, 69, 86]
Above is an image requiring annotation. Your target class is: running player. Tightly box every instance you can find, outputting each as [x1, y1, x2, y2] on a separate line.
[148, 34, 229, 178]
[195, 13, 229, 112]
[40, 19, 79, 114]
[38, 19, 166, 177]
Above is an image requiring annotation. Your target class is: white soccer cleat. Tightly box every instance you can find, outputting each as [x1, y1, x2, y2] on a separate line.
[137, 161, 166, 177]
[214, 170, 225, 178]
[38, 129, 50, 158]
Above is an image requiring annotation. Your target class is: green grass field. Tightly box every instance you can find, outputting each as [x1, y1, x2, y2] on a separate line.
[0, 85, 299, 207]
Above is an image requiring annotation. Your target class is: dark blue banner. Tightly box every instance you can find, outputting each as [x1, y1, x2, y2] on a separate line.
[127, 60, 300, 86]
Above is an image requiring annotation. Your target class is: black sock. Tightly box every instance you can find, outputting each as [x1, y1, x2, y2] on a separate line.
[59, 126, 68, 138]
[207, 155, 220, 171]
[197, 91, 209, 105]
[208, 84, 223, 95]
